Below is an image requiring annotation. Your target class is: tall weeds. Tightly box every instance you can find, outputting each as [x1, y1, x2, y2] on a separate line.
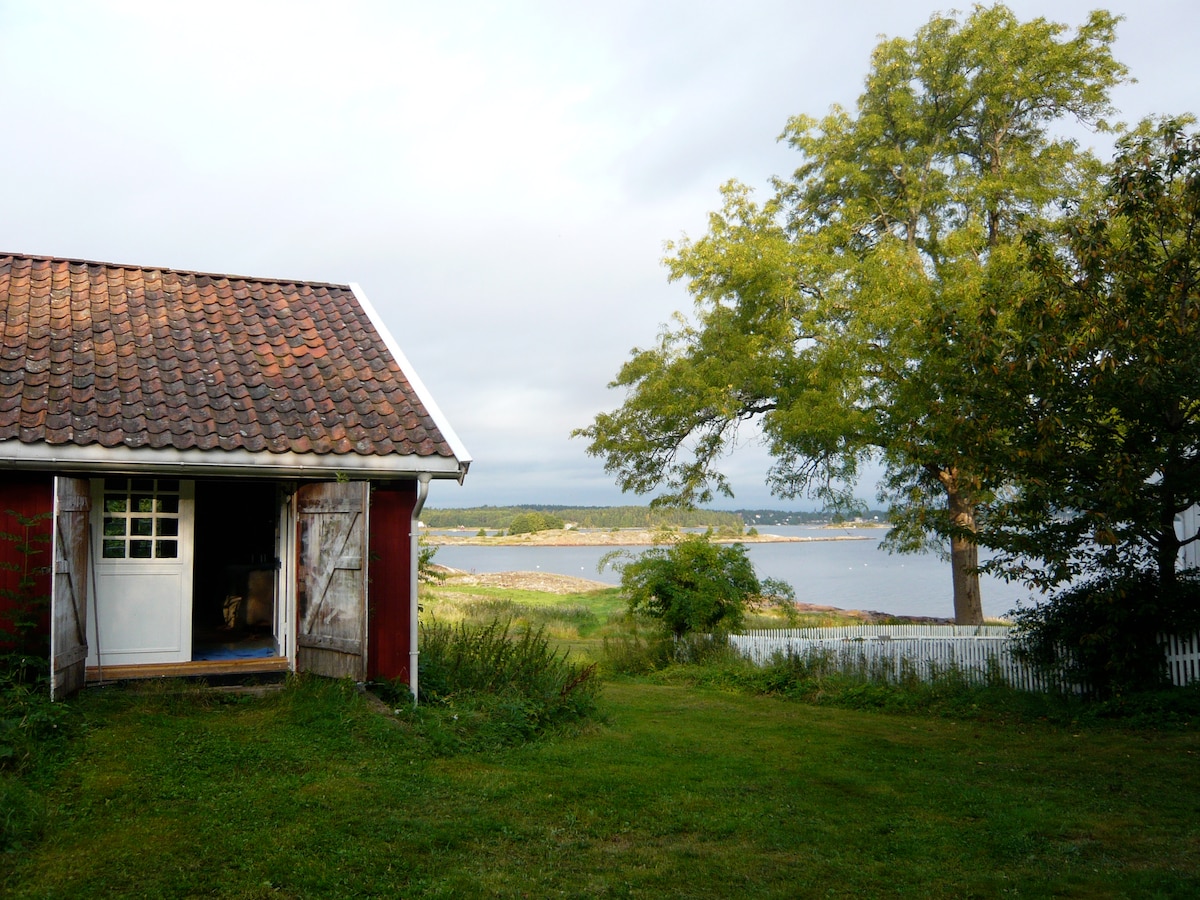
[408, 619, 601, 752]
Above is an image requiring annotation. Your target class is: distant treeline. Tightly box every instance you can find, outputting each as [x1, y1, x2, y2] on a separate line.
[420, 505, 890, 530]
[420, 505, 745, 530]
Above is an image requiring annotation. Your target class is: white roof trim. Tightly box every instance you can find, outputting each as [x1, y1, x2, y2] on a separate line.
[350, 282, 472, 472]
[0, 441, 465, 481]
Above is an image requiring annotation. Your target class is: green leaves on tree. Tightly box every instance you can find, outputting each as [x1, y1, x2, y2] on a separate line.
[576, 5, 1128, 624]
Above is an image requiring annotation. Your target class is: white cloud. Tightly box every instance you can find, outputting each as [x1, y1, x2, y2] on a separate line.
[0, 0, 1195, 508]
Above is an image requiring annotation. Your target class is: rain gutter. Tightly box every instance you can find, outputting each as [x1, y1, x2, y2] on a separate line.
[410, 473, 431, 705]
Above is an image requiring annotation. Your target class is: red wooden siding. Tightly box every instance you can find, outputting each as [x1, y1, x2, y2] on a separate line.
[0, 473, 54, 650]
[367, 482, 417, 682]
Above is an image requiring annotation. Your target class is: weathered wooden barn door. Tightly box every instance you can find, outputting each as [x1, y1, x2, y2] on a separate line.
[296, 482, 369, 680]
[50, 477, 91, 699]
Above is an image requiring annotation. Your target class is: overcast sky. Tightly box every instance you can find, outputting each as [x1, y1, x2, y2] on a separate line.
[1, 1, 1195, 509]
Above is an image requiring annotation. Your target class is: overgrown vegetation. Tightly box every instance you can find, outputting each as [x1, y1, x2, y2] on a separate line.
[628, 642, 1200, 731]
[1009, 570, 1200, 696]
[0, 509, 73, 852]
[0, 685, 73, 851]
[416, 535, 443, 584]
[0, 510, 51, 680]
[399, 619, 600, 753]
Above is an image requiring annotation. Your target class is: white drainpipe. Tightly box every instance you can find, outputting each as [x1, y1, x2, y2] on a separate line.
[410, 473, 431, 705]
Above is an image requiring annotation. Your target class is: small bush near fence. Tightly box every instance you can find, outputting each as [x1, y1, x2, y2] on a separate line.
[624, 627, 1200, 726]
[731, 625, 1061, 689]
[1009, 570, 1200, 696]
[390, 619, 600, 754]
[726, 625, 1200, 699]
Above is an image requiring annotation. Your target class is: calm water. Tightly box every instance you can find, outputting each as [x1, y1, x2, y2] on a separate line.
[429, 527, 1037, 620]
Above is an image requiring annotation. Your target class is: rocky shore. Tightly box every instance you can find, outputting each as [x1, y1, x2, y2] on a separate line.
[422, 527, 869, 547]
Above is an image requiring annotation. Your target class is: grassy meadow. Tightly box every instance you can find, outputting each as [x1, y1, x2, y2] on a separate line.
[2, 574, 1198, 897]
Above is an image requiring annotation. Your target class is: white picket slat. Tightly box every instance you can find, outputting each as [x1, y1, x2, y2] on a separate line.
[1161, 632, 1200, 687]
[728, 627, 1200, 692]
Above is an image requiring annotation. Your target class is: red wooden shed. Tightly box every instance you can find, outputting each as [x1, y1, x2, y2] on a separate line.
[0, 254, 469, 699]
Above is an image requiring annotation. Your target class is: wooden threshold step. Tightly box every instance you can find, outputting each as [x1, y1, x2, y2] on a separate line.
[86, 656, 291, 683]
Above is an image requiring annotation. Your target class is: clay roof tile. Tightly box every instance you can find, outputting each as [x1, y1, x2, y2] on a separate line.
[0, 253, 459, 462]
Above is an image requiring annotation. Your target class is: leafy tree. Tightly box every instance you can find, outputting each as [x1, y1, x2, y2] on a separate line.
[577, 5, 1127, 623]
[976, 120, 1200, 598]
[607, 533, 758, 638]
[507, 511, 565, 536]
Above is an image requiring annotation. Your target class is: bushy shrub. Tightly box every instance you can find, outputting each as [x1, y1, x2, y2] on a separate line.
[412, 619, 599, 750]
[1010, 569, 1200, 696]
[608, 533, 759, 638]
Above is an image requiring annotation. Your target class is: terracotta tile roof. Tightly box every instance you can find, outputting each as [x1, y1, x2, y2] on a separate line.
[0, 254, 458, 460]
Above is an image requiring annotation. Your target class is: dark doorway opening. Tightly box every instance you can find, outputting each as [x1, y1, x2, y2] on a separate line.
[192, 481, 280, 661]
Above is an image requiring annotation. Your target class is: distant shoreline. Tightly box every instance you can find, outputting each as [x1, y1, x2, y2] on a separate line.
[422, 528, 871, 547]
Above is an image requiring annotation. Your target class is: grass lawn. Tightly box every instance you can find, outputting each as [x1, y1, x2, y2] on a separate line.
[3, 673, 1198, 898]
[4, 581, 1198, 897]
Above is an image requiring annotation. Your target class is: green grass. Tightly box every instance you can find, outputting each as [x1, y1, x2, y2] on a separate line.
[419, 576, 812, 663]
[2, 676, 1197, 897]
[4, 584, 1198, 896]
[421, 580, 627, 663]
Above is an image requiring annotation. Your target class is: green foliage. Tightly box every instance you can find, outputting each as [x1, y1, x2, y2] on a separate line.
[506, 510, 565, 535]
[1010, 570, 1200, 697]
[0, 510, 52, 681]
[450, 597, 601, 635]
[421, 504, 745, 530]
[3, 667, 1200, 895]
[632, 640, 1200, 730]
[973, 121, 1200, 601]
[0, 509, 69, 848]
[416, 535, 444, 584]
[0, 681, 72, 850]
[607, 532, 759, 638]
[599, 627, 673, 676]
[575, 5, 1128, 624]
[0, 683, 69, 776]
[415, 619, 600, 751]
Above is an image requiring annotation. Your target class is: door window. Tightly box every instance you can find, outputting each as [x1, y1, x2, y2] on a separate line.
[101, 477, 182, 559]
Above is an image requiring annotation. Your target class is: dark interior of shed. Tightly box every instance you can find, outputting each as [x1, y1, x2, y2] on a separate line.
[191, 480, 280, 661]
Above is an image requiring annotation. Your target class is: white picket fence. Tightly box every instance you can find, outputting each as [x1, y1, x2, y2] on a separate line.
[729, 626, 1200, 692]
[1163, 632, 1200, 687]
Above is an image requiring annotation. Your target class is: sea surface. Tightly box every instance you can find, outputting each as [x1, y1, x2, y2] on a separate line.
[428, 526, 1039, 621]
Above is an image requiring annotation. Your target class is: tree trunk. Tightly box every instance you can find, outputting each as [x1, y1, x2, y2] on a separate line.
[942, 469, 984, 625]
[1157, 471, 1181, 592]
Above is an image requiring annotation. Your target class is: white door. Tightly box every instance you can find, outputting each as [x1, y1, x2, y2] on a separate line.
[86, 477, 195, 667]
